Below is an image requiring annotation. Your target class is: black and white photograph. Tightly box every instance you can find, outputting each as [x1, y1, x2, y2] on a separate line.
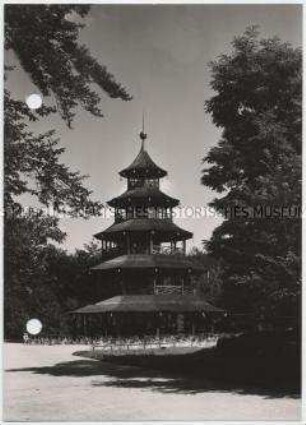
[2, 2, 302, 422]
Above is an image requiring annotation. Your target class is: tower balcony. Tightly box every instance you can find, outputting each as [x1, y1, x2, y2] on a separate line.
[152, 244, 185, 256]
[101, 244, 124, 260]
[100, 243, 186, 257]
[154, 284, 196, 295]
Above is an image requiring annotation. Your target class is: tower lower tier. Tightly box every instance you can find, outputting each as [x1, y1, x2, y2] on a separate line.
[71, 294, 223, 336]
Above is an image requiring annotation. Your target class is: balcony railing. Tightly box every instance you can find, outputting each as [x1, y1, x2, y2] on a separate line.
[154, 285, 195, 295]
[115, 209, 172, 222]
[101, 244, 185, 257]
[101, 246, 124, 259]
[152, 245, 185, 255]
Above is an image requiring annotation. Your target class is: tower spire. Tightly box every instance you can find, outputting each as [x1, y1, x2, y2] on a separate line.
[139, 110, 147, 151]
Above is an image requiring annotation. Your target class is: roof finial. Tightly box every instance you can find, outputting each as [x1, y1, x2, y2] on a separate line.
[139, 109, 147, 151]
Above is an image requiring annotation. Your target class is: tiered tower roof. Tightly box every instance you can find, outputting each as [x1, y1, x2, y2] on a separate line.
[74, 294, 220, 314]
[119, 131, 167, 178]
[108, 187, 179, 208]
[94, 218, 192, 242]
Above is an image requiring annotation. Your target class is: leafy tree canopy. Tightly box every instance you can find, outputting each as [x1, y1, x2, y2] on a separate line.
[202, 27, 301, 330]
[4, 5, 131, 339]
[4, 4, 133, 216]
[5, 212, 103, 339]
[5, 4, 131, 126]
[4, 90, 102, 216]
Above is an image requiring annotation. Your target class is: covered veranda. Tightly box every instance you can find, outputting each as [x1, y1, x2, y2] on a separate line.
[72, 294, 223, 337]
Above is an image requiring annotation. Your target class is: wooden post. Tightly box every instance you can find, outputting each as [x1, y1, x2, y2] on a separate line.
[83, 315, 86, 336]
[127, 232, 131, 254]
[121, 273, 126, 294]
[150, 232, 154, 254]
[156, 313, 160, 340]
[191, 317, 195, 336]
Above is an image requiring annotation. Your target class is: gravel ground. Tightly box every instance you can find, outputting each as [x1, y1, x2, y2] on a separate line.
[3, 343, 300, 421]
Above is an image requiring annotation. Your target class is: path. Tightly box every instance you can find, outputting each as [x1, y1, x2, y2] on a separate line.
[3, 343, 300, 421]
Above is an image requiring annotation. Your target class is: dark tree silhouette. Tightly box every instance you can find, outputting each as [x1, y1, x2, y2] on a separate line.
[4, 5, 131, 339]
[202, 27, 301, 331]
[5, 4, 131, 126]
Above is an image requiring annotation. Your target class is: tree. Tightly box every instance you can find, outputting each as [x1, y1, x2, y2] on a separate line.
[5, 4, 131, 211]
[5, 214, 104, 339]
[4, 210, 65, 339]
[202, 27, 301, 331]
[188, 248, 223, 302]
[4, 5, 131, 339]
[5, 4, 131, 126]
[4, 90, 104, 216]
[4, 87, 107, 338]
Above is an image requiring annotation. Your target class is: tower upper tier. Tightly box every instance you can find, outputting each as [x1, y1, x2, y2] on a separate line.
[94, 128, 193, 258]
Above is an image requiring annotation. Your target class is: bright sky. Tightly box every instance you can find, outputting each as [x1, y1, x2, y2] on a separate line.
[6, 4, 302, 252]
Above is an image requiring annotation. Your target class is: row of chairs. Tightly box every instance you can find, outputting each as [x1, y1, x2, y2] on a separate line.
[92, 334, 219, 353]
[24, 334, 219, 350]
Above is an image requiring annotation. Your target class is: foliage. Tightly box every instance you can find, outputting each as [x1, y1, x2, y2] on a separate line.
[202, 27, 301, 330]
[4, 4, 131, 213]
[4, 89, 103, 216]
[4, 5, 131, 339]
[5, 211, 64, 339]
[187, 248, 223, 303]
[5, 4, 131, 126]
[3, 106, 104, 339]
[4, 213, 105, 339]
[4, 83, 103, 339]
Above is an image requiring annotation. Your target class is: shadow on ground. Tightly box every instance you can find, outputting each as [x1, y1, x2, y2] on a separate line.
[6, 351, 300, 400]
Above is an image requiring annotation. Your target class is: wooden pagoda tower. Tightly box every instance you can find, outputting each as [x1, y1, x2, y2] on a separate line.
[73, 129, 220, 336]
